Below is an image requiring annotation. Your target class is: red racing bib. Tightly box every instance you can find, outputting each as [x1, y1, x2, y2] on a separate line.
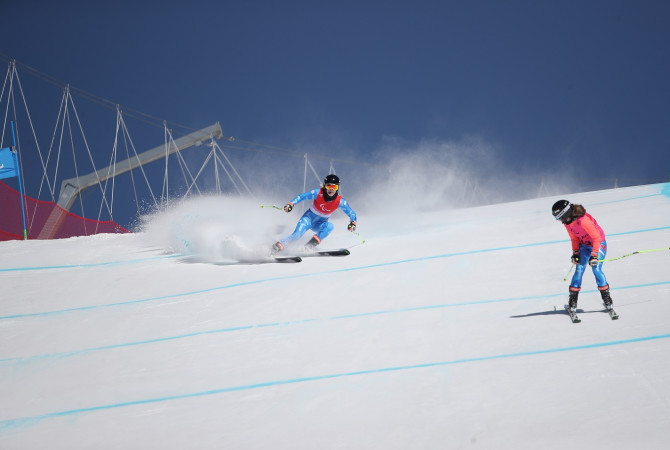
[310, 190, 341, 217]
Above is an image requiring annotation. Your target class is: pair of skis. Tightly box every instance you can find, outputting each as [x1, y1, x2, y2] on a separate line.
[564, 304, 619, 323]
[273, 248, 350, 263]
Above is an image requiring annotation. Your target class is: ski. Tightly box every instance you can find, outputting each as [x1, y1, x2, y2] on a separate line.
[302, 249, 350, 257]
[273, 256, 302, 263]
[279, 248, 350, 258]
[604, 303, 619, 320]
[564, 305, 581, 323]
[270, 248, 349, 261]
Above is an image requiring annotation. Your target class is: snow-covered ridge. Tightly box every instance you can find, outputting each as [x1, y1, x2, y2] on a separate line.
[1, 183, 669, 449]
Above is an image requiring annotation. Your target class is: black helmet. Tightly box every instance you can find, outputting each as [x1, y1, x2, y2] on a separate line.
[324, 174, 340, 186]
[552, 200, 572, 221]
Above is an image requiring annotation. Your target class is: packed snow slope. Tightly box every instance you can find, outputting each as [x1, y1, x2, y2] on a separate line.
[1, 183, 670, 449]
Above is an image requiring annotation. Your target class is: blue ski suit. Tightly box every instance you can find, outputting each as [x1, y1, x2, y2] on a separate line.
[279, 188, 357, 246]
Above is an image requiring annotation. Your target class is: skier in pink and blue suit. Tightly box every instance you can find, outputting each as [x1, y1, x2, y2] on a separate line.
[552, 200, 614, 311]
[272, 174, 357, 254]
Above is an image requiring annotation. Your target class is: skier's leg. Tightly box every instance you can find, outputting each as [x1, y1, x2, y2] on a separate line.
[569, 244, 590, 291]
[590, 241, 609, 288]
[304, 218, 333, 249]
[568, 244, 590, 307]
[279, 213, 313, 246]
[314, 220, 334, 241]
[590, 241, 612, 305]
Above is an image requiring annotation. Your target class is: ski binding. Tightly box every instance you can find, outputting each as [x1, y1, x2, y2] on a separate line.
[564, 305, 581, 323]
[604, 303, 619, 320]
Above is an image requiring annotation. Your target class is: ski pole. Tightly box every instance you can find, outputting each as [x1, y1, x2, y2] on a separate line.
[563, 247, 669, 279]
[599, 246, 670, 263]
[260, 205, 283, 210]
[352, 231, 366, 244]
[563, 264, 574, 282]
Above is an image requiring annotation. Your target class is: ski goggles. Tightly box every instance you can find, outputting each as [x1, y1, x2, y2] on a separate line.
[325, 184, 339, 191]
[554, 203, 572, 221]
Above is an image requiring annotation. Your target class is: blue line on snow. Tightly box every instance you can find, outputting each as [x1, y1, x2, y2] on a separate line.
[0, 272, 317, 320]
[661, 182, 670, 199]
[609, 226, 670, 237]
[2, 332, 670, 432]
[0, 253, 180, 273]
[1, 217, 668, 274]
[2, 280, 669, 365]
[2, 225, 669, 320]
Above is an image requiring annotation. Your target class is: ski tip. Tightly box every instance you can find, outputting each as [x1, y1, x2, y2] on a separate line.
[274, 256, 302, 263]
[564, 305, 581, 323]
[321, 249, 350, 256]
[603, 303, 619, 320]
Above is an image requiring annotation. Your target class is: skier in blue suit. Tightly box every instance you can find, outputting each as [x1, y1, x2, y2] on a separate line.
[272, 174, 357, 254]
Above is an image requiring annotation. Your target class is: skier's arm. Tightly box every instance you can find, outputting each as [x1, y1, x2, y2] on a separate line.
[565, 225, 580, 252]
[581, 217, 603, 256]
[338, 198, 357, 222]
[288, 189, 319, 207]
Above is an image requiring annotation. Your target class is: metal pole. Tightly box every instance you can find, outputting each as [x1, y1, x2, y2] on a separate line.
[10, 121, 28, 239]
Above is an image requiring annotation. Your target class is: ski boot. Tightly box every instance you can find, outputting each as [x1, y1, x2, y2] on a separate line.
[304, 235, 321, 251]
[600, 287, 613, 309]
[600, 287, 619, 319]
[271, 241, 284, 255]
[568, 290, 579, 312]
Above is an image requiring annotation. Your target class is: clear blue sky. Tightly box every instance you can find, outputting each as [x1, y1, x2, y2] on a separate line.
[2, 0, 669, 222]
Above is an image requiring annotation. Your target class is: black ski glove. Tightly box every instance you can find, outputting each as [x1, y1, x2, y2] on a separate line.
[588, 255, 599, 267]
[348, 220, 356, 232]
[571, 251, 580, 264]
[284, 203, 293, 213]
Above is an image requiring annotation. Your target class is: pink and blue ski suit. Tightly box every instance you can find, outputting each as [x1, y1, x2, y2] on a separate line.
[279, 188, 357, 246]
[564, 212, 609, 292]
